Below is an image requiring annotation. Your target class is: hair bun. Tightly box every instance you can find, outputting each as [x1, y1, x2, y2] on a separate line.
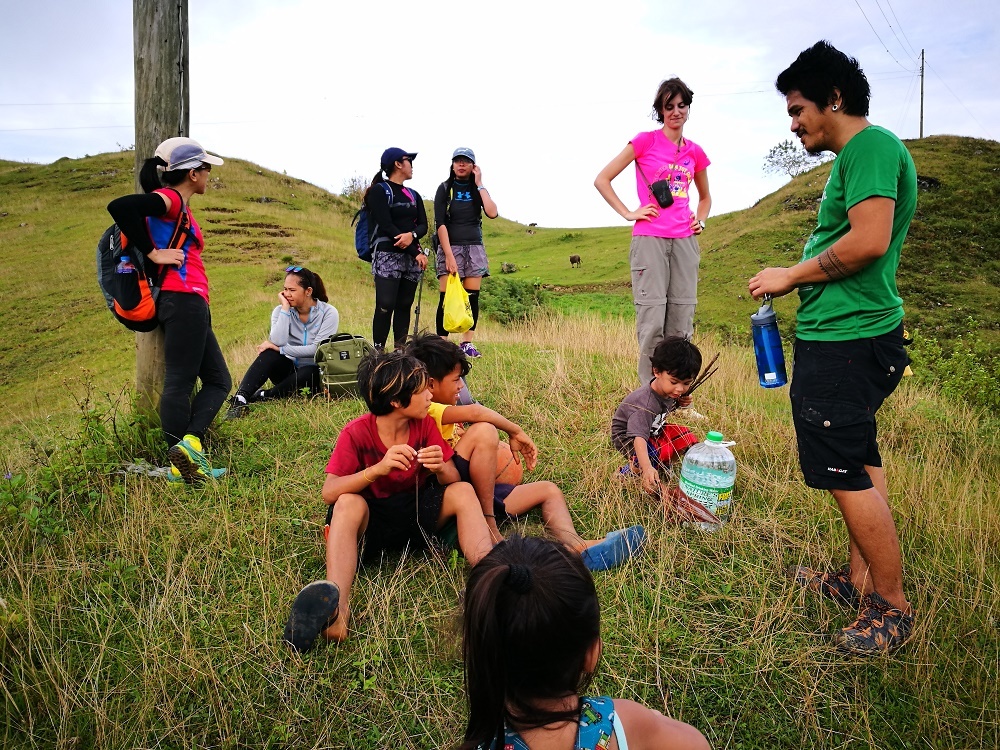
[505, 564, 533, 594]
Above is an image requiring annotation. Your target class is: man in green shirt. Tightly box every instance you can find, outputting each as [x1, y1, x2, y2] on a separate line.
[749, 41, 917, 655]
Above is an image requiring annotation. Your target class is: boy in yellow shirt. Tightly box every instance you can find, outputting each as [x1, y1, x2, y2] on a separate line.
[405, 333, 644, 571]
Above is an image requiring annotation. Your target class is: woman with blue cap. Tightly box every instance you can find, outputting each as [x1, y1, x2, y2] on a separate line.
[433, 147, 498, 358]
[364, 147, 428, 351]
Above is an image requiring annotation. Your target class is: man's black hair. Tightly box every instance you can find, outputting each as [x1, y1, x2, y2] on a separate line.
[356, 350, 428, 416]
[404, 332, 472, 381]
[776, 40, 871, 117]
[650, 336, 702, 381]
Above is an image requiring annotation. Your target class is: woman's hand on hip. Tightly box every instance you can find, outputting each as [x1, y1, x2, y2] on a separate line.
[148, 248, 184, 266]
[625, 204, 659, 222]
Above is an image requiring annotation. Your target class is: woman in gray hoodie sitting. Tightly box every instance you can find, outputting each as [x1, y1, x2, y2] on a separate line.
[226, 266, 339, 418]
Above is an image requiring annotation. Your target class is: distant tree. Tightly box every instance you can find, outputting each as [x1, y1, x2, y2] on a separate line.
[341, 175, 368, 205]
[763, 139, 831, 178]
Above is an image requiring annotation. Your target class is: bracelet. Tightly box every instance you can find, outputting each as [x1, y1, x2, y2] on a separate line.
[477, 186, 487, 191]
[362, 467, 375, 483]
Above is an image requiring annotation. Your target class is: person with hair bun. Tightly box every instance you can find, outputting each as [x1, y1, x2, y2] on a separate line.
[225, 265, 339, 419]
[461, 535, 709, 750]
[365, 146, 428, 351]
[107, 137, 231, 484]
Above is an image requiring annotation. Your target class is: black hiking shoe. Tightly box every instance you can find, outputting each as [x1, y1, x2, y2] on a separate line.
[791, 563, 863, 609]
[224, 396, 249, 421]
[834, 591, 914, 655]
[283, 581, 340, 653]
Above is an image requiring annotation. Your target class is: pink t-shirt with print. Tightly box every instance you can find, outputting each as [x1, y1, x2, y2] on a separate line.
[630, 130, 710, 239]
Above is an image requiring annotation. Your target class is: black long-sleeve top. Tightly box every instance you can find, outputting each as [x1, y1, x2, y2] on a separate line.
[363, 181, 427, 257]
[106, 192, 173, 258]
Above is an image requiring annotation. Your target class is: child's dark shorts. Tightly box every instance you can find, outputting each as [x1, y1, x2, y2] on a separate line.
[325, 479, 446, 559]
[452, 453, 514, 525]
[790, 323, 908, 492]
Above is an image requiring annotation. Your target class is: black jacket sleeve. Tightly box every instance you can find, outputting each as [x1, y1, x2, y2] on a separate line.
[433, 182, 448, 230]
[364, 184, 401, 240]
[413, 193, 428, 241]
[107, 192, 170, 257]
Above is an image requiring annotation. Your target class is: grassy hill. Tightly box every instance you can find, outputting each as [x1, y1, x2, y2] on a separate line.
[0, 143, 998, 749]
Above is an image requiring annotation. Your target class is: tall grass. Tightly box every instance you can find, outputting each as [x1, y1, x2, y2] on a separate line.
[2, 311, 997, 749]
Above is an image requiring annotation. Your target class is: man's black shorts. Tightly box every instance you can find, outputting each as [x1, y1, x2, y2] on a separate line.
[324, 478, 446, 560]
[790, 323, 908, 492]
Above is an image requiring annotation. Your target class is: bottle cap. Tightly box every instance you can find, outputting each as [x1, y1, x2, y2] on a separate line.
[750, 300, 776, 326]
[706, 431, 724, 443]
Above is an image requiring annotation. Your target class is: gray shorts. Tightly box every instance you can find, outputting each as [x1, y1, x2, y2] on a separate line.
[436, 244, 490, 279]
[372, 243, 423, 283]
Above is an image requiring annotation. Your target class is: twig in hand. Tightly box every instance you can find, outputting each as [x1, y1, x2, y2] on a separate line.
[684, 352, 720, 396]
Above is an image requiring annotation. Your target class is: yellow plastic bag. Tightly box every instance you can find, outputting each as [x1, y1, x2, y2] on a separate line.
[443, 273, 474, 333]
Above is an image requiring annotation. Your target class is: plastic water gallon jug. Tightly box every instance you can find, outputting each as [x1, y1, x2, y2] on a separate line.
[679, 431, 736, 530]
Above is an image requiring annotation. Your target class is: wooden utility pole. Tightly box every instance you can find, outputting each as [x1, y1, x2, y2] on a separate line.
[919, 49, 925, 139]
[133, 0, 189, 415]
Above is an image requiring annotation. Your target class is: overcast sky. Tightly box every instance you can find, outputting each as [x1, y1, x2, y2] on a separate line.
[3, 0, 998, 227]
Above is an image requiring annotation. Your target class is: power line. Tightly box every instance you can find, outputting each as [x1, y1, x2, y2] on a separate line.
[884, 0, 922, 60]
[924, 60, 995, 140]
[0, 119, 261, 133]
[0, 102, 130, 107]
[853, 0, 915, 72]
[872, 0, 920, 66]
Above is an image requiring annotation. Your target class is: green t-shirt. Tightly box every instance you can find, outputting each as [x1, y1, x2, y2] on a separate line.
[796, 125, 917, 340]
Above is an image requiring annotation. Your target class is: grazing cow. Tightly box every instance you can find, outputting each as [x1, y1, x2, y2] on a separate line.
[569, 254, 581, 268]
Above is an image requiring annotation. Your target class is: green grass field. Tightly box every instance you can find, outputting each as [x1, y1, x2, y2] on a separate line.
[1, 143, 998, 749]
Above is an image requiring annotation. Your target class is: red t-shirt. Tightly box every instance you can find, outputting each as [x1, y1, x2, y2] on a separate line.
[153, 188, 210, 304]
[325, 413, 454, 499]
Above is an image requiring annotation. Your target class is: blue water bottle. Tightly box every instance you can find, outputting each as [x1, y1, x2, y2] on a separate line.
[750, 295, 787, 388]
[115, 255, 135, 274]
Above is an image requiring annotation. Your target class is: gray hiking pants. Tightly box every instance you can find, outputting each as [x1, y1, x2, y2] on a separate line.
[629, 234, 700, 384]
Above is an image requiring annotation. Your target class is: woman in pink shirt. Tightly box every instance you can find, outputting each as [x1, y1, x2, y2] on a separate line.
[595, 78, 712, 384]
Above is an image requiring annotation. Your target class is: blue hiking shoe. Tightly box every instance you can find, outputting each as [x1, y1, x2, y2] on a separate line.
[167, 435, 220, 485]
[581, 525, 646, 572]
[166, 465, 227, 483]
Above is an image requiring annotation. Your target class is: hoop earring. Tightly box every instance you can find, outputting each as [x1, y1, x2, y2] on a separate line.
[832, 104, 839, 111]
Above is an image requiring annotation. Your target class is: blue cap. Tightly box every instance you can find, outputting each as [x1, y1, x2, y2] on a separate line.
[452, 147, 476, 163]
[381, 147, 417, 169]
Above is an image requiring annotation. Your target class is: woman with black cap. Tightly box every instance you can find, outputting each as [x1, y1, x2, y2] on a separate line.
[365, 147, 428, 351]
[433, 147, 498, 358]
[107, 137, 231, 484]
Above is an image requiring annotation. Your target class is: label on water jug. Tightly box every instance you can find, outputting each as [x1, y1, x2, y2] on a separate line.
[678, 475, 734, 516]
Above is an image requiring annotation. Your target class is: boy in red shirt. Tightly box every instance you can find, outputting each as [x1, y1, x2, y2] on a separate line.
[283, 351, 492, 651]
[406, 333, 645, 572]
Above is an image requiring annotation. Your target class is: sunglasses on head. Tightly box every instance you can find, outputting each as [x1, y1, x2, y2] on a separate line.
[285, 265, 303, 272]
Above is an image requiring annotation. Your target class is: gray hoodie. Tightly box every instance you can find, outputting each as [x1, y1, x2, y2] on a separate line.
[269, 300, 339, 366]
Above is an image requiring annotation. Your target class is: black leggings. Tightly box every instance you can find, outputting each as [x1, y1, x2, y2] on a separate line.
[158, 291, 232, 448]
[435, 289, 480, 337]
[372, 275, 419, 349]
[235, 348, 321, 400]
